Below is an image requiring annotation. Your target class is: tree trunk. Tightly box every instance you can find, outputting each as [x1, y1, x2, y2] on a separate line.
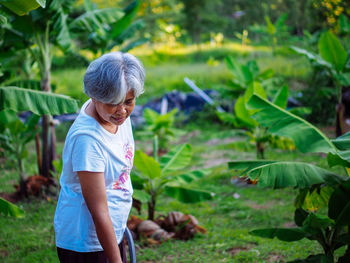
[147, 193, 156, 221]
[35, 128, 42, 175]
[41, 68, 56, 178]
[256, 141, 265, 159]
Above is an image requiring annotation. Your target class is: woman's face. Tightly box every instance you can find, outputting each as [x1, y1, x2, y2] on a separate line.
[93, 90, 136, 127]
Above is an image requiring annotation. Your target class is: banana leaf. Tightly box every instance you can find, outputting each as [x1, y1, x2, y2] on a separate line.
[273, 85, 288, 109]
[110, 0, 141, 39]
[228, 160, 277, 174]
[328, 180, 350, 226]
[331, 132, 350, 150]
[174, 169, 211, 184]
[250, 228, 306, 241]
[247, 94, 334, 154]
[246, 162, 344, 189]
[290, 46, 332, 69]
[288, 254, 333, 263]
[164, 185, 214, 203]
[160, 144, 192, 174]
[318, 31, 348, 72]
[134, 150, 161, 179]
[0, 0, 45, 16]
[70, 4, 123, 32]
[132, 189, 151, 203]
[0, 197, 24, 218]
[0, 86, 79, 115]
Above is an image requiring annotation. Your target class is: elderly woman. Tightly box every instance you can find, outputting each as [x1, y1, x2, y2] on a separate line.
[54, 52, 145, 263]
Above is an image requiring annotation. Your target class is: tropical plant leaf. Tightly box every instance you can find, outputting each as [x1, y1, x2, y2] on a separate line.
[235, 96, 257, 127]
[247, 94, 335, 153]
[328, 180, 350, 226]
[0, 197, 24, 218]
[0, 0, 45, 16]
[288, 254, 334, 263]
[294, 208, 309, 227]
[164, 185, 214, 203]
[288, 107, 311, 118]
[318, 31, 347, 72]
[110, 0, 141, 39]
[327, 152, 350, 168]
[174, 169, 211, 183]
[160, 144, 192, 174]
[250, 228, 306, 242]
[331, 132, 350, 150]
[0, 86, 79, 115]
[273, 85, 288, 109]
[247, 162, 345, 189]
[228, 160, 277, 174]
[132, 189, 151, 203]
[134, 150, 161, 179]
[301, 213, 334, 235]
[70, 6, 124, 32]
[295, 186, 334, 211]
[290, 46, 332, 69]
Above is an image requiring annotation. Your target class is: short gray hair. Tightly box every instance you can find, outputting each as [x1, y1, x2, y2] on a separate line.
[83, 52, 145, 104]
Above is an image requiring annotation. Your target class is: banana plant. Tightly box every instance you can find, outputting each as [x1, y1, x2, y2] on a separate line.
[71, 0, 148, 57]
[218, 74, 297, 159]
[142, 108, 183, 152]
[229, 94, 350, 262]
[291, 31, 349, 134]
[249, 13, 290, 52]
[132, 136, 214, 220]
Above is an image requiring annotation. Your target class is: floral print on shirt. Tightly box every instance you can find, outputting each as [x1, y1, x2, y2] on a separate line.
[112, 143, 133, 192]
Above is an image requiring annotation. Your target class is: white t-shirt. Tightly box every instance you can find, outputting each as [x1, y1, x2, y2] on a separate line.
[54, 99, 134, 252]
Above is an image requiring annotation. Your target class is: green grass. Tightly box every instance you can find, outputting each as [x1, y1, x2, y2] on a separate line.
[0, 121, 342, 263]
[0, 43, 329, 262]
[51, 42, 311, 106]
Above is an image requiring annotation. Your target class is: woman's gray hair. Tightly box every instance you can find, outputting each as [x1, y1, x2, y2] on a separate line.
[83, 52, 145, 104]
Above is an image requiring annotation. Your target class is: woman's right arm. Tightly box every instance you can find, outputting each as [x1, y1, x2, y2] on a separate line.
[78, 171, 122, 263]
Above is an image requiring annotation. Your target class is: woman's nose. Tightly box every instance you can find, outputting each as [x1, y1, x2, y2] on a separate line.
[115, 104, 126, 114]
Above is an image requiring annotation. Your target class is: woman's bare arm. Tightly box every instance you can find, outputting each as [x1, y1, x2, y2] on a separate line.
[78, 171, 122, 263]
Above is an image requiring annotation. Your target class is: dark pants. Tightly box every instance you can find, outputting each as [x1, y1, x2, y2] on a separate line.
[57, 240, 127, 263]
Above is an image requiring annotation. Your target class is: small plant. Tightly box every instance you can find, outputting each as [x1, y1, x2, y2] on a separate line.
[249, 13, 291, 52]
[132, 136, 213, 220]
[230, 94, 350, 262]
[291, 30, 349, 128]
[143, 108, 180, 152]
[218, 57, 299, 158]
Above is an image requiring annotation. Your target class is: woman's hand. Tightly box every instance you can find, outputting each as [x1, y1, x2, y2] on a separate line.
[78, 171, 122, 263]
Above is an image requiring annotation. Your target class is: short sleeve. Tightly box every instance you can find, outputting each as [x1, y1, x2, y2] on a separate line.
[72, 135, 106, 172]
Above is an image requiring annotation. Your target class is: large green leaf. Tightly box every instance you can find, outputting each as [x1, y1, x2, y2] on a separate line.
[250, 228, 306, 241]
[328, 180, 350, 226]
[295, 186, 334, 211]
[110, 0, 141, 39]
[290, 46, 332, 69]
[0, 0, 45, 16]
[247, 94, 334, 153]
[132, 189, 151, 203]
[235, 96, 256, 127]
[273, 85, 288, 109]
[134, 150, 161, 179]
[160, 144, 192, 174]
[331, 132, 350, 150]
[0, 197, 24, 218]
[70, 5, 124, 32]
[228, 160, 277, 174]
[0, 86, 79, 115]
[164, 185, 214, 203]
[288, 254, 334, 263]
[247, 162, 344, 189]
[318, 31, 347, 72]
[225, 56, 252, 87]
[174, 169, 211, 184]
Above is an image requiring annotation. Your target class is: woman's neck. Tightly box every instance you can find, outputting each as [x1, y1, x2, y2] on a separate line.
[85, 100, 118, 134]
